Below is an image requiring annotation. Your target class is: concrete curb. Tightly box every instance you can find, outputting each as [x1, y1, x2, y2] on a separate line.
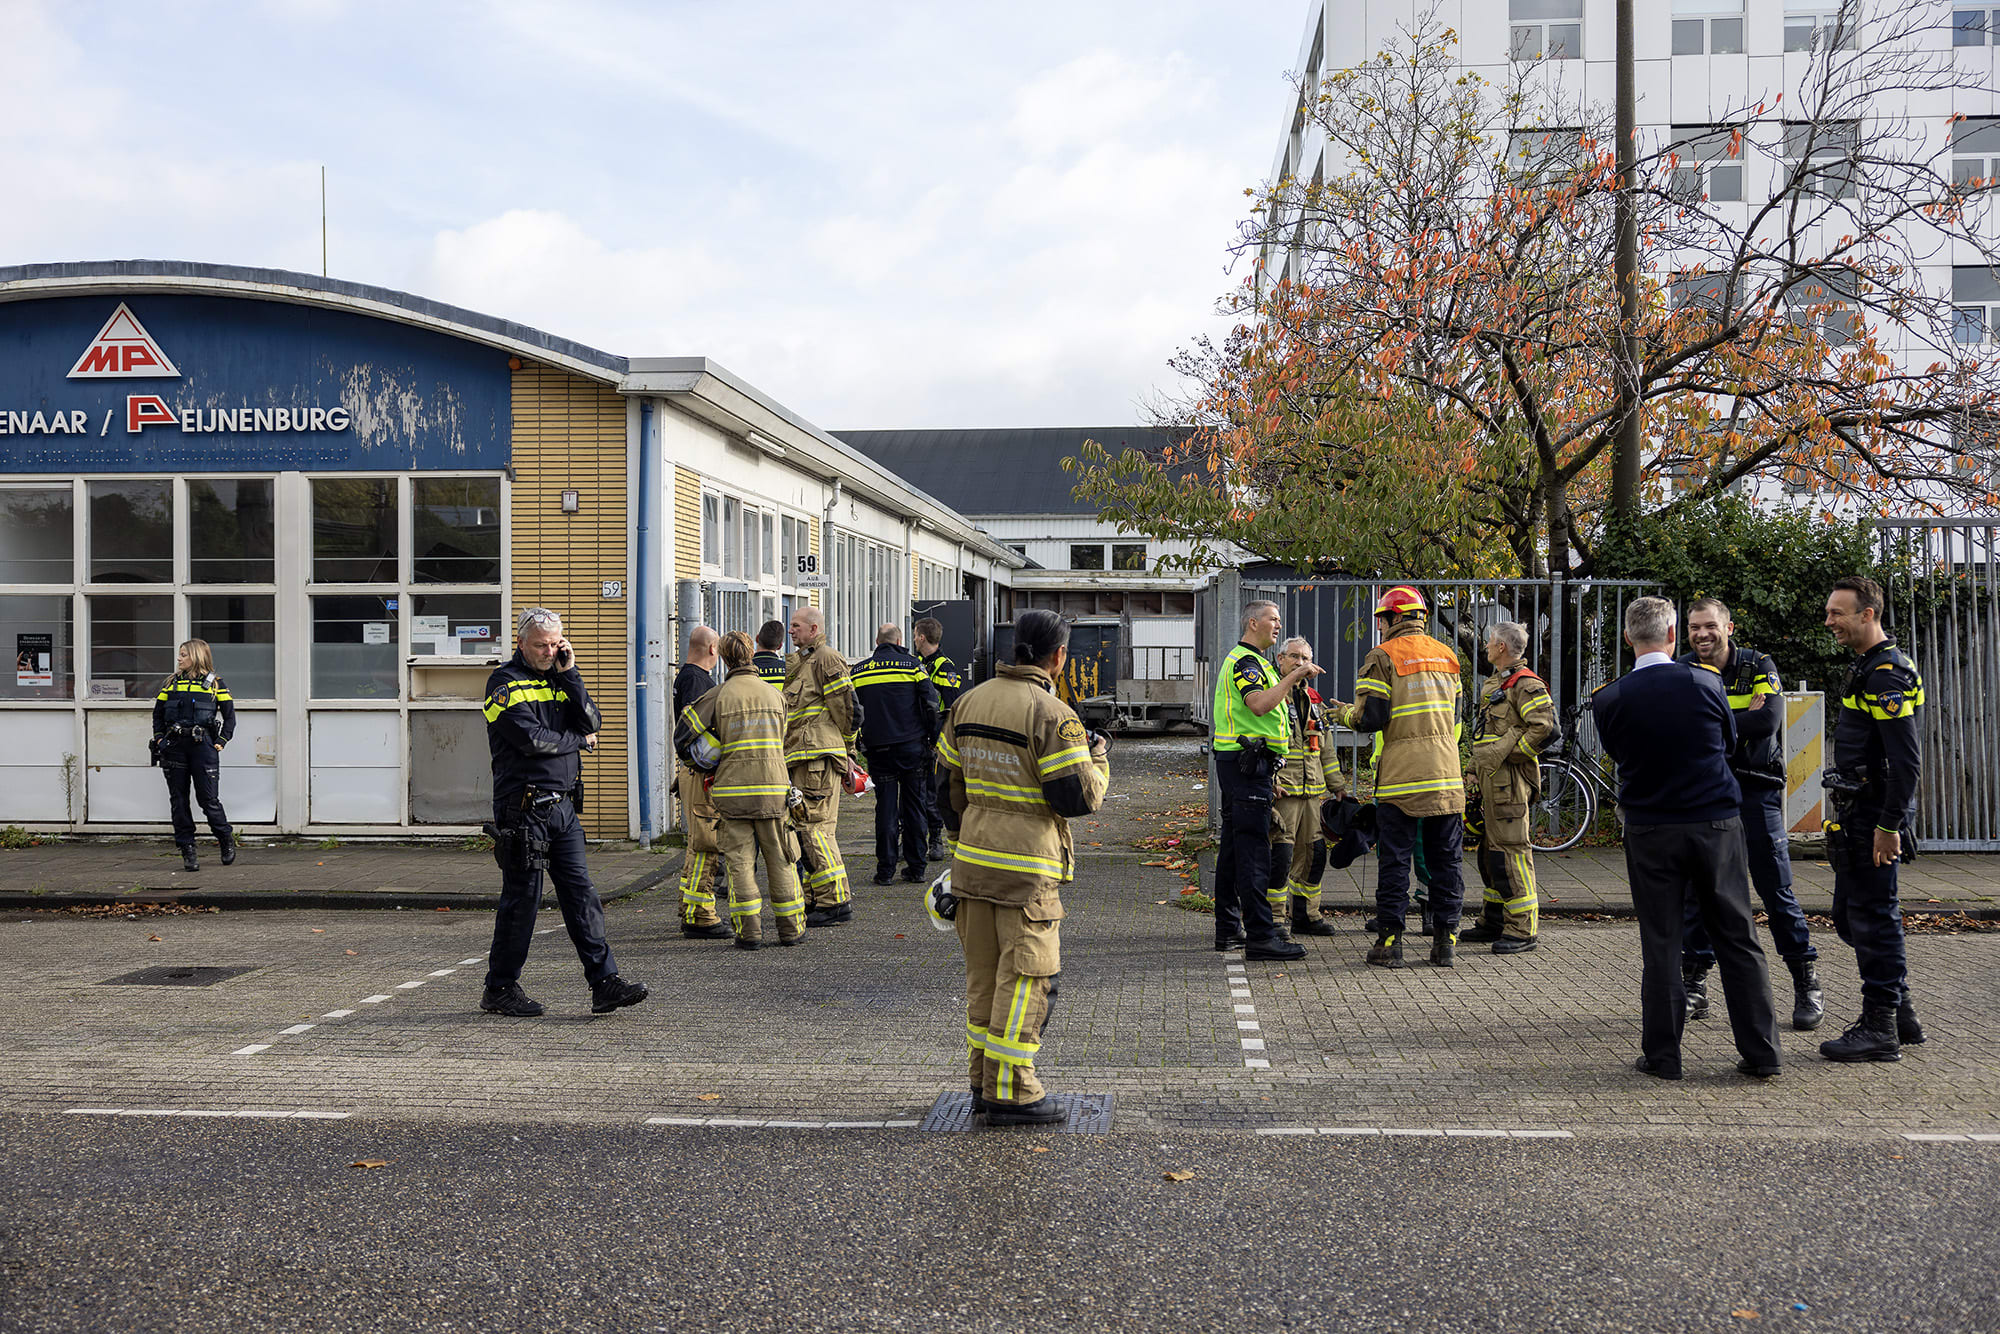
[0, 861, 679, 913]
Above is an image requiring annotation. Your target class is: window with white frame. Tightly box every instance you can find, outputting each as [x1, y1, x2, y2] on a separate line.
[1785, 0, 1857, 52]
[1510, 0, 1581, 61]
[1953, 266, 2000, 343]
[1782, 120, 1859, 199]
[1787, 276, 1865, 348]
[1955, 7, 2000, 45]
[1673, 0, 1743, 54]
[1505, 127, 1586, 183]
[701, 494, 721, 565]
[916, 558, 956, 603]
[1669, 125, 1745, 202]
[1952, 117, 2000, 190]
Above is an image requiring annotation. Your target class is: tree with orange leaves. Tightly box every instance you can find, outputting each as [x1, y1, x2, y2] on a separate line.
[1072, 5, 2000, 579]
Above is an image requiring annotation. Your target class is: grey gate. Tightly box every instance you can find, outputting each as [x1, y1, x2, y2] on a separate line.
[1876, 518, 2000, 851]
[1196, 572, 1658, 831]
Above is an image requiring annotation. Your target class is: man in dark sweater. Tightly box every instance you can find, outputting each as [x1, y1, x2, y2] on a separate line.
[1591, 597, 1781, 1081]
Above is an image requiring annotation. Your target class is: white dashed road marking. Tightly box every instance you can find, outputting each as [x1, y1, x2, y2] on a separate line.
[278, 1024, 315, 1036]
[62, 1108, 352, 1119]
[323, 1009, 355, 1019]
[1257, 1126, 1577, 1139]
[232, 1044, 271, 1056]
[360, 995, 391, 1004]
[644, 1117, 918, 1130]
[1222, 956, 1270, 1070]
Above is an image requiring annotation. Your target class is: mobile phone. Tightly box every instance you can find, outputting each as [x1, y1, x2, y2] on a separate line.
[555, 640, 573, 670]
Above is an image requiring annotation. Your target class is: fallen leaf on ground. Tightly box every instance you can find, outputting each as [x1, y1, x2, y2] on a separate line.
[1732, 1312, 1759, 1320]
[1029, 1146, 1050, 1153]
[344, 950, 357, 956]
[311, 929, 324, 934]
[147, 934, 162, 942]
[1163, 1169, 1196, 1182]
[894, 934, 906, 939]
[697, 1093, 721, 1101]
[351, 1160, 390, 1170]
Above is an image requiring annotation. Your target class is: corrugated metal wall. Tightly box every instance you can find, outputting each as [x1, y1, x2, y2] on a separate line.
[509, 362, 629, 838]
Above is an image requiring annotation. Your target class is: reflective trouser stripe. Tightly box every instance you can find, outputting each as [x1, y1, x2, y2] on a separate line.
[967, 1022, 990, 1055]
[798, 826, 849, 905]
[678, 851, 722, 925]
[993, 976, 1043, 1102]
[729, 897, 765, 920]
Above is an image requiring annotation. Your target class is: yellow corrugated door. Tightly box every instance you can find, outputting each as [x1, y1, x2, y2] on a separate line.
[509, 363, 629, 838]
[673, 466, 702, 584]
[808, 516, 821, 610]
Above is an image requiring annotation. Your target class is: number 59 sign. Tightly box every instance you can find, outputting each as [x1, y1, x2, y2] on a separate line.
[796, 553, 829, 589]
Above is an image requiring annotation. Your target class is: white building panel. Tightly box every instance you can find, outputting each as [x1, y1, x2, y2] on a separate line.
[309, 711, 401, 824]
[0, 711, 76, 822]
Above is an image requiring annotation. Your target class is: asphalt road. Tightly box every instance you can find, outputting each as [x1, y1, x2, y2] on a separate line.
[2, 1115, 1994, 1334]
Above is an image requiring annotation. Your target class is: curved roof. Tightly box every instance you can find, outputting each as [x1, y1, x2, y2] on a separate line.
[0, 259, 627, 383]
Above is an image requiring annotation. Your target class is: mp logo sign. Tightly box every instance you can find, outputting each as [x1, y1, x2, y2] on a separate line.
[67, 303, 182, 379]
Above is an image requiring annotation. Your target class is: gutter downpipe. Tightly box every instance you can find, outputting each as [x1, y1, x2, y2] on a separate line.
[635, 397, 655, 842]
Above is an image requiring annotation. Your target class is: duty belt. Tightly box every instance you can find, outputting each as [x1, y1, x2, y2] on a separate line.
[517, 788, 567, 810]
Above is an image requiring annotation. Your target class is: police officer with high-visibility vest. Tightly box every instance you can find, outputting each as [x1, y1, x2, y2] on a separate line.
[152, 638, 237, 872]
[938, 609, 1109, 1125]
[915, 616, 964, 863]
[1463, 620, 1557, 954]
[1211, 600, 1314, 962]
[1267, 636, 1339, 938]
[754, 619, 789, 689]
[1679, 597, 1823, 1030]
[1818, 576, 1928, 1063]
[1329, 585, 1467, 969]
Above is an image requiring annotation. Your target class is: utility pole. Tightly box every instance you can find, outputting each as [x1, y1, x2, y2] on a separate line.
[1611, 0, 1642, 525]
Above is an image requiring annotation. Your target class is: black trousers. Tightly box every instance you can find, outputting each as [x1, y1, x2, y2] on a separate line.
[1213, 752, 1281, 947]
[1683, 784, 1815, 964]
[1829, 825, 1909, 1011]
[1373, 803, 1463, 937]
[1625, 817, 1780, 1074]
[161, 738, 231, 847]
[485, 795, 617, 991]
[921, 753, 947, 847]
[867, 740, 930, 877]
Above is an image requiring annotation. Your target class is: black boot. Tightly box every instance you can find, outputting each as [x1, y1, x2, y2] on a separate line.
[179, 845, 199, 872]
[1429, 930, 1456, 968]
[1820, 1003, 1902, 1063]
[1459, 904, 1505, 944]
[1683, 962, 1711, 1021]
[218, 834, 237, 866]
[1898, 994, 1927, 1045]
[1366, 930, 1405, 969]
[1786, 958, 1825, 1032]
[1290, 897, 1335, 937]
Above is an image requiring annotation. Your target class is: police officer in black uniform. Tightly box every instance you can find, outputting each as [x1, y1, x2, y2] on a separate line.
[480, 606, 648, 1018]
[754, 619, 789, 689]
[152, 638, 237, 872]
[851, 622, 939, 884]
[1818, 576, 1928, 1063]
[914, 617, 963, 862]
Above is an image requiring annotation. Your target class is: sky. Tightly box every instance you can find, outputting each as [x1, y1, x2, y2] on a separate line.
[1, 0, 1309, 430]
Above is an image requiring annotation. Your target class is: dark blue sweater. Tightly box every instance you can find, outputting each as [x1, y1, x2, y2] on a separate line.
[1590, 661, 1742, 825]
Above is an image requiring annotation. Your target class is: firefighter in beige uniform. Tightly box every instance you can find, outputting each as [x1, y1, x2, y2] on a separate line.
[1462, 620, 1558, 954]
[783, 605, 863, 927]
[938, 610, 1109, 1126]
[676, 631, 806, 948]
[1268, 636, 1341, 938]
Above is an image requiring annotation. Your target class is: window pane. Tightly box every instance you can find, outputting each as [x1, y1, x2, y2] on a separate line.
[1510, 24, 1540, 60]
[1112, 544, 1148, 571]
[411, 592, 502, 657]
[702, 495, 720, 565]
[312, 594, 400, 698]
[1710, 16, 1743, 52]
[1784, 18, 1814, 50]
[1710, 164, 1744, 200]
[190, 594, 276, 699]
[88, 480, 171, 584]
[761, 512, 775, 578]
[1511, 0, 1581, 17]
[1670, 165, 1702, 198]
[413, 477, 501, 584]
[722, 498, 740, 579]
[1953, 305, 1986, 343]
[89, 593, 173, 698]
[189, 479, 276, 584]
[742, 508, 758, 582]
[0, 488, 73, 583]
[312, 479, 398, 583]
[0, 594, 74, 699]
[1548, 22, 1580, 57]
[1962, 10, 1992, 45]
[782, 517, 797, 585]
[1673, 19, 1705, 54]
[1070, 543, 1106, 570]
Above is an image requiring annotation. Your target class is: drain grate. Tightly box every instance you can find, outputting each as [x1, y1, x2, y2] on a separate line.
[101, 965, 257, 988]
[921, 1090, 1113, 1134]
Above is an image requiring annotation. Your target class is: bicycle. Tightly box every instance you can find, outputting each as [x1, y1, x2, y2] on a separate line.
[1529, 745, 1617, 852]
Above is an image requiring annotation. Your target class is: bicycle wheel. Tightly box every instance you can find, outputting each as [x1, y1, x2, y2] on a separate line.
[1530, 760, 1596, 853]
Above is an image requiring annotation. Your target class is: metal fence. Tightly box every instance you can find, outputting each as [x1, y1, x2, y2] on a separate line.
[1877, 518, 2000, 851]
[1195, 572, 1659, 831]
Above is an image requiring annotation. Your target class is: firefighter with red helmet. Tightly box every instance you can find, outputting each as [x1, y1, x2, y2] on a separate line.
[1329, 586, 1468, 968]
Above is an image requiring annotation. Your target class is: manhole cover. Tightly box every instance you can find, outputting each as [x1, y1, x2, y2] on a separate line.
[922, 1090, 1113, 1134]
[101, 965, 257, 988]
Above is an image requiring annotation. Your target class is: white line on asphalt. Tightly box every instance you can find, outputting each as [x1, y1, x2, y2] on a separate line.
[1254, 1126, 1576, 1139]
[640, 1116, 912, 1130]
[232, 1044, 271, 1055]
[120, 1109, 180, 1116]
[62, 1108, 122, 1115]
[1230, 988, 1252, 999]
[427, 969, 456, 977]
[459, 957, 485, 965]
[537, 927, 558, 934]
[236, 1110, 297, 1118]
[1243, 1058, 1271, 1069]
[1237, 1021, 1261, 1031]
[279, 1024, 314, 1035]
[360, 995, 391, 1004]
[1383, 1128, 1444, 1136]
[323, 1009, 355, 1019]
[293, 1110, 352, 1119]
[1233, 1004, 1256, 1014]
[1972, 1135, 2000, 1143]
[1901, 1132, 1970, 1142]
[394, 980, 426, 990]
[1241, 1038, 1266, 1051]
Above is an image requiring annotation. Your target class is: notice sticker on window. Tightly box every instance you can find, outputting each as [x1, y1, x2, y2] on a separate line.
[457, 625, 492, 639]
[363, 622, 391, 645]
[16, 633, 51, 688]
